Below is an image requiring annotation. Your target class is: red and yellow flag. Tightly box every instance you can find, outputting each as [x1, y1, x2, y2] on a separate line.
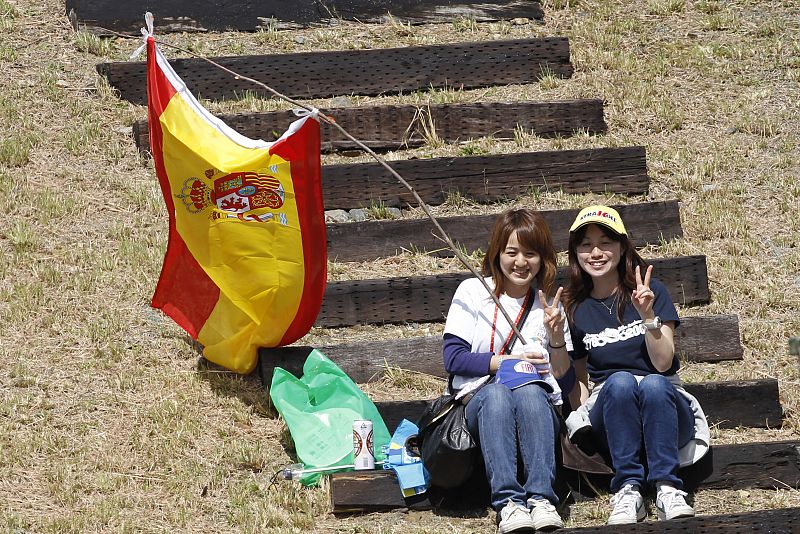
[145, 36, 327, 373]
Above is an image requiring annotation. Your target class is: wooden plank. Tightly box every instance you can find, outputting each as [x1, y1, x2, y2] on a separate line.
[320, 146, 644, 210]
[316, 256, 709, 327]
[97, 38, 573, 105]
[327, 200, 674, 261]
[675, 314, 743, 362]
[557, 507, 800, 533]
[259, 315, 743, 385]
[132, 100, 607, 155]
[368, 380, 780, 432]
[68, 0, 543, 35]
[330, 441, 800, 512]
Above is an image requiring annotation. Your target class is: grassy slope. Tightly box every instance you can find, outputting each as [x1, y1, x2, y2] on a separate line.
[0, 0, 798, 531]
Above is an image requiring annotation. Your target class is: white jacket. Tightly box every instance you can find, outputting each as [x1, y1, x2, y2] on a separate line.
[565, 373, 710, 467]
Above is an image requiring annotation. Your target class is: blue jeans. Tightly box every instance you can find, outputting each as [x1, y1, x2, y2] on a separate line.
[588, 372, 696, 492]
[465, 382, 559, 510]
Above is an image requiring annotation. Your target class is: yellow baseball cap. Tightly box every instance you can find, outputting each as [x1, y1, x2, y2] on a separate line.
[569, 205, 627, 235]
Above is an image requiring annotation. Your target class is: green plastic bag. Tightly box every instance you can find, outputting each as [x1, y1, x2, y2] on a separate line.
[269, 349, 390, 485]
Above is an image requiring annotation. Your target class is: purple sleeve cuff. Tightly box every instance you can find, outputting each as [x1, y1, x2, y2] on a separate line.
[443, 333, 494, 376]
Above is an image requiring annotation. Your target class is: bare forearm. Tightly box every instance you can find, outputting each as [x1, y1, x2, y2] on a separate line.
[645, 322, 676, 372]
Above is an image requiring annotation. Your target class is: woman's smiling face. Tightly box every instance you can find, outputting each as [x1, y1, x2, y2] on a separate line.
[575, 224, 622, 282]
[499, 230, 541, 297]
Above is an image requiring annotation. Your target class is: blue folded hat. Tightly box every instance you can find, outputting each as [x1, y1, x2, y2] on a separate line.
[496, 358, 553, 392]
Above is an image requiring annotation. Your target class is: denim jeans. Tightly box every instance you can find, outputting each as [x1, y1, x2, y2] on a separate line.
[465, 382, 559, 510]
[588, 372, 696, 492]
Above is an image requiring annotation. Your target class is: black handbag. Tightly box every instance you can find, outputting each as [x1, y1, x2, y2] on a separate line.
[416, 394, 477, 489]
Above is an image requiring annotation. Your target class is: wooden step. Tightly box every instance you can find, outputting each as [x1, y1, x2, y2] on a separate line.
[330, 440, 799, 513]
[558, 507, 800, 533]
[316, 255, 709, 327]
[132, 100, 607, 155]
[367, 379, 781, 432]
[321, 146, 646, 210]
[327, 200, 674, 261]
[259, 314, 743, 385]
[97, 37, 573, 105]
[68, 0, 543, 35]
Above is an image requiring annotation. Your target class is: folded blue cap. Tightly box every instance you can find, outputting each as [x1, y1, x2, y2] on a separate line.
[496, 358, 553, 392]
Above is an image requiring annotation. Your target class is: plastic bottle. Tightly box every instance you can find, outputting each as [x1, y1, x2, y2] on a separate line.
[279, 461, 384, 480]
[280, 463, 306, 480]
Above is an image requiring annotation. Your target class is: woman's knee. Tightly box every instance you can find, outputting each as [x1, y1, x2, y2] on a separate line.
[639, 374, 675, 400]
[601, 371, 638, 400]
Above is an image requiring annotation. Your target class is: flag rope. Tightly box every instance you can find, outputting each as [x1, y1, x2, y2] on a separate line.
[106, 20, 527, 344]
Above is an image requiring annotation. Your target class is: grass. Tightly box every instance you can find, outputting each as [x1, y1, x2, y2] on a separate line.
[0, 0, 798, 531]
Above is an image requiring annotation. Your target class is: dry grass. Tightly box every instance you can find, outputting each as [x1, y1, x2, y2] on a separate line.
[1, 0, 799, 531]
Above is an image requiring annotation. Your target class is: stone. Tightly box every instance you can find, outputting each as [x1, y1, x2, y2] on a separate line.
[386, 207, 402, 219]
[349, 208, 367, 222]
[325, 209, 350, 223]
[331, 96, 352, 108]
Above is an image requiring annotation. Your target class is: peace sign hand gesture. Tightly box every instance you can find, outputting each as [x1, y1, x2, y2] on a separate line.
[538, 287, 565, 340]
[632, 265, 655, 318]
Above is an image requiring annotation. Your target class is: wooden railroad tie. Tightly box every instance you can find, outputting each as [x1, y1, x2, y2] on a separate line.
[367, 379, 782, 432]
[259, 314, 744, 385]
[97, 37, 573, 105]
[315, 255, 710, 327]
[330, 440, 799, 513]
[326, 200, 675, 261]
[320, 146, 647, 210]
[132, 100, 607, 155]
[68, 0, 544, 35]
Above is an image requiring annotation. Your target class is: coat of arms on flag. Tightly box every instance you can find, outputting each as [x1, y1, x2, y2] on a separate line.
[143, 22, 327, 374]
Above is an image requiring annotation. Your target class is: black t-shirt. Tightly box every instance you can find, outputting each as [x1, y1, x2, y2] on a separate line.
[569, 278, 680, 384]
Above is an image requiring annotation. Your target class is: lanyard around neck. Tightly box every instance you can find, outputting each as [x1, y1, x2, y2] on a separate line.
[490, 289, 531, 355]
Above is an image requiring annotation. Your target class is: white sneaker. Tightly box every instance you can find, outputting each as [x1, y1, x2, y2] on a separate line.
[607, 484, 645, 525]
[497, 500, 535, 533]
[528, 498, 564, 530]
[656, 485, 695, 520]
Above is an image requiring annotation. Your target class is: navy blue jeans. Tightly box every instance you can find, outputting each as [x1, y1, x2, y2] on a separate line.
[588, 372, 695, 492]
[465, 382, 559, 510]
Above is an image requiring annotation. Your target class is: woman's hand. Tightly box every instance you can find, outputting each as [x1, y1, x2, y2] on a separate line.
[632, 265, 655, 319]
[538, 287, 565, 340]
[515, 349, 551, 374]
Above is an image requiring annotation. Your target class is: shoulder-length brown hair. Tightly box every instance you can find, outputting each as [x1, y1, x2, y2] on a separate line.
[481, 209, 557, 298]
[563, 223, 647, 324]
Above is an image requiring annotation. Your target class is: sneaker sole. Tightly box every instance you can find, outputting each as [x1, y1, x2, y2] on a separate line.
[498, 524, 535, 534]
[531, 522, 563, 532]
[657, 508, 695, 521]
[607, 507, 646, 525]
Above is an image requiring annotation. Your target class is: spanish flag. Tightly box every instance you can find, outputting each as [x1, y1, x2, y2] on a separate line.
[145, 35, 326, 373]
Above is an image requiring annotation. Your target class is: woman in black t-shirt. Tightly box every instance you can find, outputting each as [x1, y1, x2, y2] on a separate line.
[563, 206, 709, 526]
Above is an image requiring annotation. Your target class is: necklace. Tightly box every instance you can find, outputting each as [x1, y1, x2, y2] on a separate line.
[592, 295, 615, 315]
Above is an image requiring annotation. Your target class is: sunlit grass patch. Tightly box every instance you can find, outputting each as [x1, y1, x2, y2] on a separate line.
[64, 119, 104, 156]
[254, 18, 280, 45]
[7, 220, 40, 254]
[452, 16, 479, 34]
[0, 0, 17, 18]
[538, 66, 561, 90]
[700, 11, 739, 31]
[543, 0, 578, 9]
[733, 114, 779, 137]
[0, 44, 16, 61]
[647, 0, 685, 16]
[694, 0, 722, 15]
[74, 32, 116, 57]
[365, 199, 397, 220]
[0, 132, 39, 167]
